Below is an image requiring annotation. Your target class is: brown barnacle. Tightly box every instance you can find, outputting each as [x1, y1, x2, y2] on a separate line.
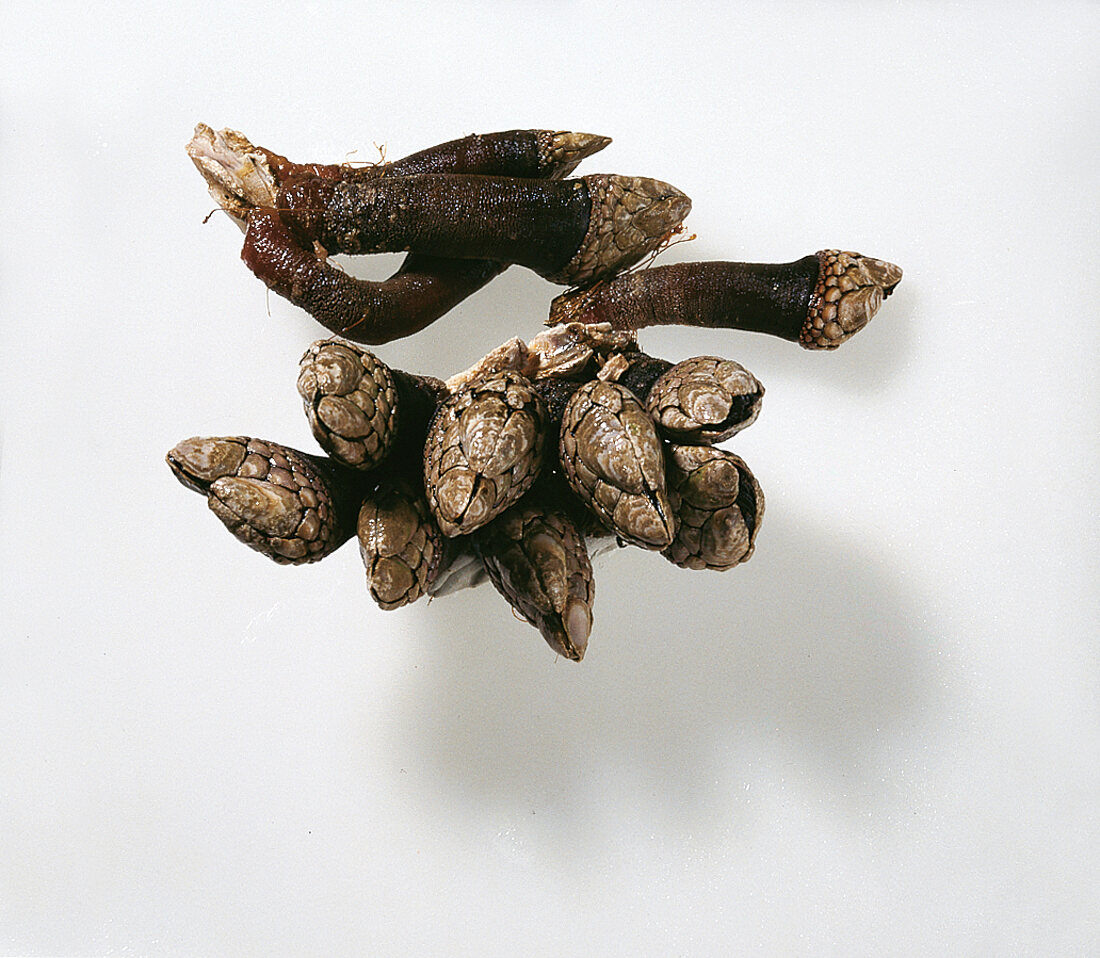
[802, 250, 904, 349]
[297, 340, 399, 470]
[478, 496, 594, 661]
[558, 380, 676, 550]
[278, 172, 690, 287]
[357, 476, 450, 610]
[547, 252, 901, 351]
[191, 125, 614, 345]
[166, 437, 364, 564]
[644, 357, 763, 444]
[662, 445, 764, 571]
[188, 125, 612, 228]
[424, 370, 547, 537]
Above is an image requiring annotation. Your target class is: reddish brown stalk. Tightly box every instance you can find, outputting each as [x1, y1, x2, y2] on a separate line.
[548, 252, 902, 350]
[190, 126, 615, 343]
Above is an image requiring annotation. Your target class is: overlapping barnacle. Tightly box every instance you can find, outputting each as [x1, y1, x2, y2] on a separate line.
[645, 356, 763, 444]
[298, 340, 398, 470]
[424, 370, 548, 537]
[166, 436, 359, 564]
[663, 445, 764, 571]
[168, 330, 770, 657]
[479, 495, 595, 661]
[559, 380, 676, 550]
[357, 477, 448, 610]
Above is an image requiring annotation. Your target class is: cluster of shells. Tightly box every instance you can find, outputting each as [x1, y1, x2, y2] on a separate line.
[168, 322, 765, 661]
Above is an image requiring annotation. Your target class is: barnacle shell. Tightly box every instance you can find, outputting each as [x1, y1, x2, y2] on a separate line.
[546, 175, 692, 286]
[298, 339, 398, 470]
[357, 477, 446, 610]
[424, 370, 547, 536]
[645, 356, 763, 444]
[539, 131, 614, 178]
[662, 445, 764, 570]
[166, 436, 352, 564]
[480, 499, 594, 661]
[559, 380, 676, 549]
[802, 250, 904, 350]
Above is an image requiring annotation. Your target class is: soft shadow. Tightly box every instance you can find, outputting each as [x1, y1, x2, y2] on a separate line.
[383, 503, 942, 846]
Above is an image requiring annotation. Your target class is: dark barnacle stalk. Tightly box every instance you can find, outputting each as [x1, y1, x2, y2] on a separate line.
[276, 172, 690, 287]
[187, 122, 686, 340]
[548, 251, 902, 350]
[187, 125, 655, 344]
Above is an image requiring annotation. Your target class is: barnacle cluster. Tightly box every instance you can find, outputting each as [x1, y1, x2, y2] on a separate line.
[169, 324, 764, 660]
[171, 125, 901, 660]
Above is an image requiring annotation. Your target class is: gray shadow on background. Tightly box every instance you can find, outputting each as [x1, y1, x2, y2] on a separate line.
[384, 505, 944, 849]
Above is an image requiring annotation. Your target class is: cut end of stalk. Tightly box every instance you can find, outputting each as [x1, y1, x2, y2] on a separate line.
[187, 123, 278, 228]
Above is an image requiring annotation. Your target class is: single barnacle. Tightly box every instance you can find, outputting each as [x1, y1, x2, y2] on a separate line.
[357, 476, 450, 610]
[558, 380, 676, 550]
[166, 437, 364, 563]
[663, 445, 764, 571]
[297, 340, 399, 470]
[424, 370, 547, 537]
[548, 251, 902, 350]
[644, 356, 763, 444]
[479, 495, 595, 661]
[190, 125, 614, 344]
[802, 250, 904, 349]
[276, 172, 690, 287]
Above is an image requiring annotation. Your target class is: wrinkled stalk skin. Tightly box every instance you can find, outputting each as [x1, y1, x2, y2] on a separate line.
[357, 477, 450, 610]
[242, 210, 505, 344]
[549, 252, 902, 350]
[259, 128, 607, 185]
[279, 174, 592, 277]
[479, 498, 595, 661]
[166, 437, 365, 564]
[531, 378, 585, 435]
[201, 126, 612, 343]
[550, 258, 819, 341]
[611, 353, 674, 400]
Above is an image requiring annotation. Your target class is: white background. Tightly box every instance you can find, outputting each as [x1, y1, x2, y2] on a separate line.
[2, 2, 1097, 955]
